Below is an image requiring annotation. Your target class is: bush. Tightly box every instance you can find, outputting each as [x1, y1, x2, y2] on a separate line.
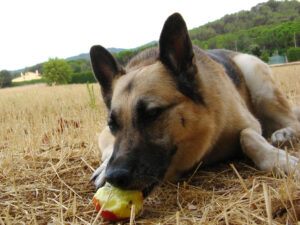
[11, 78, 46, 87]
[0, 70, 12, 88]
[287, 47, 300, 62]
[69, 71, 96, 84]
[260, 54, 269, 63]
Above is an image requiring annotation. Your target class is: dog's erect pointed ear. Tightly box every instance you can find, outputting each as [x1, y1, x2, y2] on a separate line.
[159, 13, 203, 104]
[159, 13, 194, 74]
[90, 45, 125, 108]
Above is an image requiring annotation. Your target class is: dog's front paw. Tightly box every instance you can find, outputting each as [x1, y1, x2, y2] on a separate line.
[281, 154, 299, 177]
[273, 149, 299, 176]
[271, 127, 295, 146]
[285, 154, 299, 170]
[90, 157, 110, 190]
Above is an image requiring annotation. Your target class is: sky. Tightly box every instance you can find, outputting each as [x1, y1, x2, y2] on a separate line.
[0, 0, 268, 71]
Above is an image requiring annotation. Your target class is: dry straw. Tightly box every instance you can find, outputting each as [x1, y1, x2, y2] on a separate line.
[0, 63, 300, 224]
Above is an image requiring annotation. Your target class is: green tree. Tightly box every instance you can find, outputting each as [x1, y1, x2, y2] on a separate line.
[43, 58, 71, 85]
[249, 44, 262, 57]
[0, 70, 12, 88]
[67, 58, 91, 73]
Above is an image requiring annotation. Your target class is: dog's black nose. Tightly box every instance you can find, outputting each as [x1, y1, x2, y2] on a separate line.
[105, 168, 131, 189]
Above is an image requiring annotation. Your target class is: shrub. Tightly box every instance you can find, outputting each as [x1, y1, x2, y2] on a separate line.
[260, 54, 269, 63]
[287, 47, 300, 62]
[11, 78, 46, 87]
[69, 71, 96, 84]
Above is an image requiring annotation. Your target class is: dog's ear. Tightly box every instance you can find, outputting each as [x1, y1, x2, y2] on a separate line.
[159, 13, 194, 73]
[90, 45, 125, 108]
[159, 13, 203, 104]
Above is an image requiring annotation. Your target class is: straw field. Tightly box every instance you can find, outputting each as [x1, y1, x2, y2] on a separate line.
[0, 63, 299, 224]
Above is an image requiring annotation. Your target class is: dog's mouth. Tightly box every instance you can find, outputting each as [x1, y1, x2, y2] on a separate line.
[142, 182, 158, 197]
[104, 177, 159, 198]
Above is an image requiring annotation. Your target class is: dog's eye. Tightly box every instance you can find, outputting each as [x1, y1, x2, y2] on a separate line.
[136, 100, 168, 128]
[108, 114, 119, 134]
[145, 107, 164, 121]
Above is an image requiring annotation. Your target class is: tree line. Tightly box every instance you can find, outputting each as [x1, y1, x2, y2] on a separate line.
[1, 58, 93, 88]
[189, 0, 300, 60]
[192, 21, 299, 60]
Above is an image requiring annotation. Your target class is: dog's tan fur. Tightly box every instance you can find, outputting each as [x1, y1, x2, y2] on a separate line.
[90, 13, 299, 192]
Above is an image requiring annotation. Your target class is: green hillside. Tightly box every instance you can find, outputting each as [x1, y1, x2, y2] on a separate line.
[189, 0, 299, 41]
[193, 21, 299, 56]
[189, 0, 300, 58]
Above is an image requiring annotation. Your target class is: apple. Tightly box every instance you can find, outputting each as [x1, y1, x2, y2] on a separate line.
[93, 186, 143, 221]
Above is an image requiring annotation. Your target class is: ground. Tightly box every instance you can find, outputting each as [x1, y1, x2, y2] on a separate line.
[0, 63, 299, 224]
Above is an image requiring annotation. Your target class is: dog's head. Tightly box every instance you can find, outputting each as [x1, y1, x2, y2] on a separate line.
[90, 13, 208, 196]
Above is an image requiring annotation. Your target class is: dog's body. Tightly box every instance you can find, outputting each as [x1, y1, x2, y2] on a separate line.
[90, 13, 299, 196]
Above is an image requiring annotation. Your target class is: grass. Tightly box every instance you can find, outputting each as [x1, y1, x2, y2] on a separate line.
[0, 64, 299, 224]
[86, 82, 97, 110]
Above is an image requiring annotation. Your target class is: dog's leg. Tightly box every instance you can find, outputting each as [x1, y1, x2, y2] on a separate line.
[240, 128, 299, 175]
[90, 126, 114, 189]
[234, 54, 300, 145]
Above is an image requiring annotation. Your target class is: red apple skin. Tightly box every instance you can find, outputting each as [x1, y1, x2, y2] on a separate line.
[93, 196, 126, 222]
[101, 210, 120, 222]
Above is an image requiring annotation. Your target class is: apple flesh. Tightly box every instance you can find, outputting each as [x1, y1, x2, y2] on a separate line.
[93, 186, 143, 221]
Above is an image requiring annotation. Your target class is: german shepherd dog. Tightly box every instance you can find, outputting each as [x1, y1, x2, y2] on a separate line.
[90, 13, 300, 197]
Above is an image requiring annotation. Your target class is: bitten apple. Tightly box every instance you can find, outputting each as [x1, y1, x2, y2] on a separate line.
[93, 186, 143, 221]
